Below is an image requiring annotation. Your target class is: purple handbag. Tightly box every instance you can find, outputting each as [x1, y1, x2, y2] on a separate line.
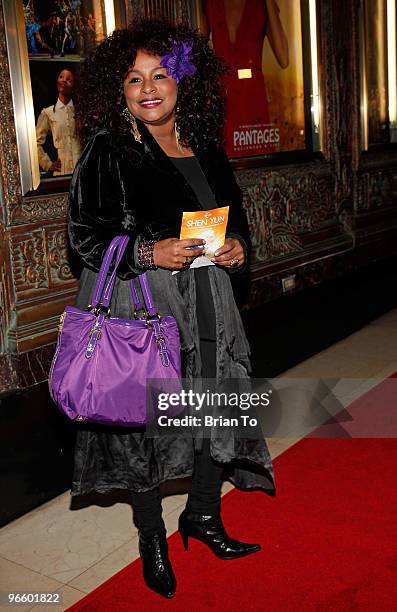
[49, 236, 181, 426]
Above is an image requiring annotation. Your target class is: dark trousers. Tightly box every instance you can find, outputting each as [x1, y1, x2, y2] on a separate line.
[131, 339, 223, 536]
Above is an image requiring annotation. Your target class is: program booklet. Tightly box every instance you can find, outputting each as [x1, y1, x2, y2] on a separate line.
[176, 206, 230, 271]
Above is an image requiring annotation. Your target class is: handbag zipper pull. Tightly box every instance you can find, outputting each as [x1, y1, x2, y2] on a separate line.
[156, 336, 170, 367]
[149, 317, 170, 367]
[85, 314, 105, 359]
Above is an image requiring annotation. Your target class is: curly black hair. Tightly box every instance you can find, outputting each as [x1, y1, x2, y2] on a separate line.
[75, 18, 227, 149]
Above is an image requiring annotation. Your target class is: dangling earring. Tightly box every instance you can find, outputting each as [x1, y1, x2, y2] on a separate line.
[121, 107, 142, 144]
[174, 106, 183, 153]
[174, 121, 184, 154]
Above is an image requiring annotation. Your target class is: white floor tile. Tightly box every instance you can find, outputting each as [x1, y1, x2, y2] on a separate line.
[67, 538, 139, 594]
[368, 309, 397, 329]
[0, 557, 85, 612]
[29, 585, 87, 611]
[0, 498, 133, 583]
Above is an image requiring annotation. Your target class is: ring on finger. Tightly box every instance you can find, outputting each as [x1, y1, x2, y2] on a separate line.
[230, 258, 240, 268]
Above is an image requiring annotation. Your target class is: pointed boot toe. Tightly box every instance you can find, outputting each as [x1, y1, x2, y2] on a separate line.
[139, 531, 176, 598]
[179, 510, 261, 560]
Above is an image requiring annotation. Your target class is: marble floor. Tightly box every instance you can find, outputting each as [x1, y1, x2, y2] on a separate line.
[1, 308, 397, 611]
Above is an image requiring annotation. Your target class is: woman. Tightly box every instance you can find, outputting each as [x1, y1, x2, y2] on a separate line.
[36, 68, 81, 176]
[68, 18, 274, 599]
[201, 0, 289, 157]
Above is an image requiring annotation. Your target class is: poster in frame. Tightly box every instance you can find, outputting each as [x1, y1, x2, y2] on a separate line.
[195, 0, 307, 159]
[23, 0, 108, 182]
[3, 0, 125, 195]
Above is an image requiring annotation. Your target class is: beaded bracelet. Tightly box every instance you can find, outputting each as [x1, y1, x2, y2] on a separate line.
[137, 238, 158, 270]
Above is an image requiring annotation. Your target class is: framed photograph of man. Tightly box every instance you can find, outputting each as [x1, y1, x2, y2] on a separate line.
[21, 1, 110, 180]
[3, 1, 126, 194]
[196, 0, 307, 159]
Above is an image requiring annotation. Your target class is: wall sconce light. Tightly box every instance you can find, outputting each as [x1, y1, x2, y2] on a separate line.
[361, 0, 397, 148]
[104, 0, 116, 35]
[387, 0, 397, 141]
[309, 0, 321, 150]
[360, 3, 368, 151]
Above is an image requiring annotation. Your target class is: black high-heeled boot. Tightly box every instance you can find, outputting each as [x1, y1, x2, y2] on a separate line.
[178, 509, 261, 560]
[138, 530, 176, 598]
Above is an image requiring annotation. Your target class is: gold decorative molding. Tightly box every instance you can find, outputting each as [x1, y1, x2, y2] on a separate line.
[357, 165, 397, 211]
[48, 229, 73, 284]
[0, 224, 12, 354]
[11, 228, 48, 294]
[238, 163, 336, 262]
[11, 194, 69, 225]
[10, 225, 76, 301]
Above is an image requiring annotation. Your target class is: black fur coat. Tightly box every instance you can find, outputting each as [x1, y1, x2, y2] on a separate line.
[68, 121, 251, 278]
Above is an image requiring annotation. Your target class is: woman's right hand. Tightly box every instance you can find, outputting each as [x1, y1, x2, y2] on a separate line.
[153, 238, 206, 270]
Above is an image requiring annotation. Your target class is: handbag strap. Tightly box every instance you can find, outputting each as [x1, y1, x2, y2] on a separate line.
[136, 274, 157, 317]
[129, 276, 157, 317]
[90, 236, 125, 307]
[91, 235, 158, 317]
[99, 235, 130, 308]
[130, 278, 144, 313]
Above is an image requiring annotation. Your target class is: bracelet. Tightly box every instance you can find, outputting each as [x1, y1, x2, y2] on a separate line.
[138, 238, 158, 270]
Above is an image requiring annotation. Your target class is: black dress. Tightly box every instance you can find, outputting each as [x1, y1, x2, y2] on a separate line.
[169, 156, 218, 347]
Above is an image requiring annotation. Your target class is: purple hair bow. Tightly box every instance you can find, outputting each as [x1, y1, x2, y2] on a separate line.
[160, 40, 197, 84]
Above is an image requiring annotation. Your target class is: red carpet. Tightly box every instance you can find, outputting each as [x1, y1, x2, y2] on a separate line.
[311, 377, 397, 438]
[67, 437, 397, 611]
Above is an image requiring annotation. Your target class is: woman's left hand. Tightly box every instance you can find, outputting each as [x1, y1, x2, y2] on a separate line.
[211, 237, 244, 269]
